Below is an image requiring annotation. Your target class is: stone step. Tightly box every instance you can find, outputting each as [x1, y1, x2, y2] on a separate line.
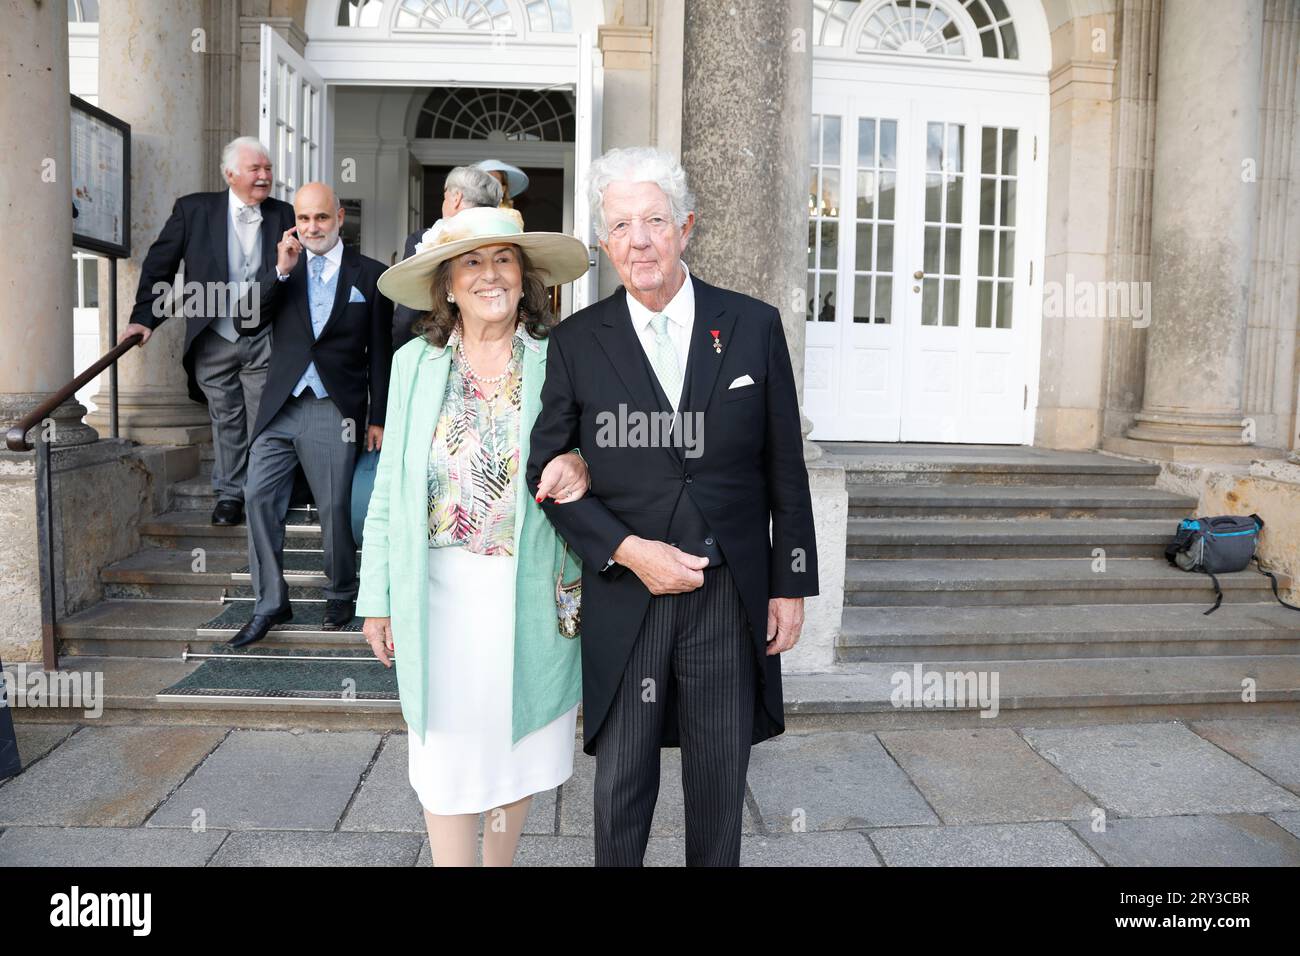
[224, 584, 334, 602]
[847, 517, 1176, 559]
[786, 655, 1300, 722]
[843, 557, 1287, 607]
[227, 549, 362, 588]
[839, 603, 1300, 662]
[824, 443, 1162, 487]
[170, 476, 321, 510]
[847, 484, 1196, 519]
[54, 599, 364, 657]
[101, 548, 242, 599]
[168, 477, 219, 510]
[57, 599, 226, 657]
[841, 465, 1159, 488]
[15, 654, 1300, 731]
[140, 509, 322, 550]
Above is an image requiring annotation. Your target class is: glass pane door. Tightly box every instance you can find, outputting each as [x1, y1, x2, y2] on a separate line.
[804, 96, 909, 442]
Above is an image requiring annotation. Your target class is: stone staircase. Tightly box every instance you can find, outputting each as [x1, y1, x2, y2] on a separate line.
[27, 441, 1300, 730]
[828, 443, 1300, 667]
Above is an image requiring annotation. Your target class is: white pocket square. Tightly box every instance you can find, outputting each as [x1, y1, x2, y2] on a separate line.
[348, 286, 366, 304]
[728, 375, 755, 389]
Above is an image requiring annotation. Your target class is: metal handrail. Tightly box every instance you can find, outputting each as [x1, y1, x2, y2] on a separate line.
[4, 333, 141, 451]
[4, 318, 141, 672]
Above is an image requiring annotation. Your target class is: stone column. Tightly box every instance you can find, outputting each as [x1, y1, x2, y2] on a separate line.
[680, 0, 844, 673]
[680, 0, 819, 461]
[0, 0, 96, 447]
[1126, 0, 1264, 453]
[85, 0, 212, 444]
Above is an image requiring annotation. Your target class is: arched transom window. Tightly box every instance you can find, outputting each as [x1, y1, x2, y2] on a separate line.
[337, 0, 573, 32]
[415, 87, 575, 141]
[814, 0, 1019, 60]
[67, 0, 99, 22]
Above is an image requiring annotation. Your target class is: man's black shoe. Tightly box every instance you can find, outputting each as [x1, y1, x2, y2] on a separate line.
[322, 599, 355, 630]
[211, 499, 244, 526]
[227, 605, 293, 648]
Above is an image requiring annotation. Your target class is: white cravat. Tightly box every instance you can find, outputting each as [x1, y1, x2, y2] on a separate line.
[228, 189, 262, 256]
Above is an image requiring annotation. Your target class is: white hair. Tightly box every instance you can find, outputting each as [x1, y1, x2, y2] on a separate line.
[220, 136, 271, 177]
[444, 165, 503, 208]
[586, 146, 696, 241]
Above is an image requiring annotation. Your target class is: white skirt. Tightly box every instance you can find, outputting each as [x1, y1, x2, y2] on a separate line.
[408, 543, 578, 815]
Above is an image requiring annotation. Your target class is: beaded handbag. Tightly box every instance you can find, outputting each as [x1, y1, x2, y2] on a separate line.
[556, 540, 581, 639]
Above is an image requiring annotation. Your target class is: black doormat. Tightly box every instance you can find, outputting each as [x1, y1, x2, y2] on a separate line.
[159, 656, 398, 700]
[200, 602, 365, 634]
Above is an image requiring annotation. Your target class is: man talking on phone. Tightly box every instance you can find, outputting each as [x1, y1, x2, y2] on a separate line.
[226, 182, 393, 647]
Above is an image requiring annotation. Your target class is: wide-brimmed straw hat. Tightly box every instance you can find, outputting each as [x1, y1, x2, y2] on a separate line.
[377, 206, 589, 311]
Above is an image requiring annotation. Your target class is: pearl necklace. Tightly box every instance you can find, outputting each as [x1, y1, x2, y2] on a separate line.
[455, 326, 512, 388]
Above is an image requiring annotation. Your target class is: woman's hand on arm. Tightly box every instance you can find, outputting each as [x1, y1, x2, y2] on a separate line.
[363, 616, 394, 667]
[534, 451, 589, 504]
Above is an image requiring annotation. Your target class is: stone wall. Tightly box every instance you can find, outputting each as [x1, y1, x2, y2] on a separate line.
[0, 442, 196, 663]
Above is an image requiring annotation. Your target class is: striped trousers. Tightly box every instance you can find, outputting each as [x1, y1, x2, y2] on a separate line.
[245, 392, 359, 615]
[592, 564, 757, 867]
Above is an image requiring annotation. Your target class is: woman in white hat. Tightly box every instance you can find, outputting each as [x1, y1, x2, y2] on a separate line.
[357, 205, 590, 866]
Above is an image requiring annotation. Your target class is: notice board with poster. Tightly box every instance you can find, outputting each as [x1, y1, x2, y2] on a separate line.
[70, 94, 131, 258]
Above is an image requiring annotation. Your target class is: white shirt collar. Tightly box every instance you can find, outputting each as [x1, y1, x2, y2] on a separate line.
[305, 238, 344, 269]
[228, 188, 261, 218]
[625, 260, 693, 330]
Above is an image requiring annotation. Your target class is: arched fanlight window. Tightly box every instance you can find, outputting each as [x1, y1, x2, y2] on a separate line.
[812, 0, 861, 47]
[415, 87, 575, 142]
[813, 0, 1019, 60]
[522, 0, 572, 32]
[962, 0, 1018, 59]
[860, 0, 966, 56]
[335, 0, 574, 32]
[395, 0, 514, 32]
[337, 0, 384, 26]
[67, 0, 99, 22]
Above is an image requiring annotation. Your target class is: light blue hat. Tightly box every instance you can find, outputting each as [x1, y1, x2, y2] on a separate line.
[475, 159, 529, 198]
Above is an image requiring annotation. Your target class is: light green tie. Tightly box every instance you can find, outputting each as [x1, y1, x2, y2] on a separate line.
[648, 312, 683, 409]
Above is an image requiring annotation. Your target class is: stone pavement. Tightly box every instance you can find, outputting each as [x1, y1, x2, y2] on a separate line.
[2, 716, 1299, 866]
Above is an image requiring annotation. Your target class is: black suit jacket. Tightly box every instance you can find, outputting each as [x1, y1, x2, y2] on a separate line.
[241, 244, 393, 440]
[391, 229, 426, 352]
[129, 190, 296, 403]
[526, 276, 819, 756]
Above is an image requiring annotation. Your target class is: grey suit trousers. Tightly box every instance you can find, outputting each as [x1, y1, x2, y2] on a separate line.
[191, 325, 272, 502]
[592, 564, 758, 867]
[245, 392, 359, 615]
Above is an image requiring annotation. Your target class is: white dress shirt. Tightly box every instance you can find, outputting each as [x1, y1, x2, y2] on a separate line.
[624, 259, 695, 380]
[604, 260, 695, 572]
[305, 238, 343, 283]
[227, 188, 263, 257]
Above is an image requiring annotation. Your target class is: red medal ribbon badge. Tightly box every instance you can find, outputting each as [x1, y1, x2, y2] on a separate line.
[710, 329, 722, 353]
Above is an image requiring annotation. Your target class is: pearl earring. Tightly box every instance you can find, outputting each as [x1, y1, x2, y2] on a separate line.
[446, 293, 455, 303]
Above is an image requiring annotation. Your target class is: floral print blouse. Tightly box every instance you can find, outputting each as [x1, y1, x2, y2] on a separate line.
[427, 324, 526, 555]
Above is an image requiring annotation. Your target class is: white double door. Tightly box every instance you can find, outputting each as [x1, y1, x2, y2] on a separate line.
[803, 83, 1043, 443]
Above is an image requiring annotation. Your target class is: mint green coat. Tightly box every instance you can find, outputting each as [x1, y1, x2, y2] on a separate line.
[355, 330, 582, 744]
